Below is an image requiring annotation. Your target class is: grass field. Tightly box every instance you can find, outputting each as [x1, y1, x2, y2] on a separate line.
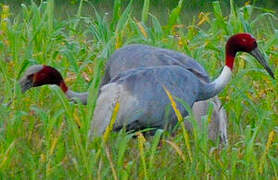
[0, 0, 277, 179]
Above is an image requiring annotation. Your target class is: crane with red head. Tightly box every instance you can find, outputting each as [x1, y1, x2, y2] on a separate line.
[19, 33, 275, 138]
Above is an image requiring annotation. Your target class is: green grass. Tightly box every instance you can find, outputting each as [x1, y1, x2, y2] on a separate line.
[0, 0, 277, 179]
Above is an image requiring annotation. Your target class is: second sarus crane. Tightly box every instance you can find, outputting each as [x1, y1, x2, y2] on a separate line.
[19, 33, 275, 142]
[101, 43, 228, 143]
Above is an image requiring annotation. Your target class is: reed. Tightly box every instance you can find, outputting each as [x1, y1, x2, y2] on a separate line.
[0, 0, 277, 178]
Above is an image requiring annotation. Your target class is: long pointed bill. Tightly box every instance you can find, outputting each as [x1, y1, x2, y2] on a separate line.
[19, 77, 33, 93]
[250, 48, 275, 79]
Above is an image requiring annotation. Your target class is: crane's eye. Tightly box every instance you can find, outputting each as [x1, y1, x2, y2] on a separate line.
[253, 41, 257, 48]
[27, 74, 34, 80]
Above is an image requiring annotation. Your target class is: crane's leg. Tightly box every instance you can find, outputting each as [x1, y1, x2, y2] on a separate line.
[192, 96, 228, 144]
[211, 96, 228, 145]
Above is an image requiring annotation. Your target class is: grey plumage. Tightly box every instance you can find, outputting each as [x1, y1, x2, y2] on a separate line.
[102, 44, 209, 85]
[97, 44, 228, 143]
[19, 34, 274, 146]
[65, 90, 88, 105]
[92, 64, 229, 145]
[92, 66, 203, 137]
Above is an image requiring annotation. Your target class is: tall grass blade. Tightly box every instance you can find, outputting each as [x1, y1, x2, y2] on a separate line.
[259, 130, 275, 174]
[46, 0, 54, 32]
[212, 1, 228, 34]
[103, 102, 120, 143]
[229, 0, 242, 33]
[141, 0, 150, 24]
[0, 140, 15, 169]
[116, 134, 131, 179]
[114, 0, 133, 49]
[167, 0, 184, 31]
[111, 0, 121, 30]
[163, 86, 192, 162]
[115, 0, 133, 33]
[105, 146, 118, 180]
[74, 0, 84, 30]
[164, 140, 185, 161]
[87, 57, 105, 132]
[136, 20, 148, 39]
[0, 4, 9, 35]
[150, 14, 163, 41]
[148, 130, 163, 171]
[137, 132, 148, 180]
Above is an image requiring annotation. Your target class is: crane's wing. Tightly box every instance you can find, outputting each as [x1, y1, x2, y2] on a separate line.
[155, 47, 210, 82]
[102, 44, 210, 86]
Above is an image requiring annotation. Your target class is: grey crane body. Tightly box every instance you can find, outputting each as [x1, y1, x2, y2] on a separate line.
[92, 65, 203, 136]
[102, 44, 209, 85]
[19, 34, 274, 145]
[99, 44, 227, 143]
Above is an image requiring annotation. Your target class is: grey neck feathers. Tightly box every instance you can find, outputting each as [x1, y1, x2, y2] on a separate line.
[197, 66, 232, 101]
[65, 90, 88, 105]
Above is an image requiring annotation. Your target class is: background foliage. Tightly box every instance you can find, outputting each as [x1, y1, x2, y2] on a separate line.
[0, 0, 277, 179]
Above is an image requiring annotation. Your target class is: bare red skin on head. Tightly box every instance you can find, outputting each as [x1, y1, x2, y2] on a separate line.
[33, 65, 68, 93]
[225, 33, 258, 70]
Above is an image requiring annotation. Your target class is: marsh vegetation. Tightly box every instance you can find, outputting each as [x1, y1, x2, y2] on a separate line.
[0, 0, 277, 179]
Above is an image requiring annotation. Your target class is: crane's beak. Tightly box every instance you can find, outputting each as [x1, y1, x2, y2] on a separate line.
[19, 76, 33, 93]
[250, 48, 275, 79]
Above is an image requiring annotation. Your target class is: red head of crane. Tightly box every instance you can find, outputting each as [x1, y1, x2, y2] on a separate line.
[19, 33, 275, 137]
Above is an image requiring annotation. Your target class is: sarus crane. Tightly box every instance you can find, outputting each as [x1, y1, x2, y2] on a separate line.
[19, 33, 274, 140]
[101, 44, 228, 143]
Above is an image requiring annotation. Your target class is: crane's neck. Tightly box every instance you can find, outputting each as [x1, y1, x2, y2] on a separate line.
[197, 52, 234, 101]
[60, 81, 88, 105]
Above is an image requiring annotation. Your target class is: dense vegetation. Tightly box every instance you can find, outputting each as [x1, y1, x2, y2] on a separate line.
[0, 0, 277, 179]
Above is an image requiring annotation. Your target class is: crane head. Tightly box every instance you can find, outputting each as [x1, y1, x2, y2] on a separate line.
[226, 33, 275, 79]
[226, 33, 258, 53]
[19, 65, 67, 93]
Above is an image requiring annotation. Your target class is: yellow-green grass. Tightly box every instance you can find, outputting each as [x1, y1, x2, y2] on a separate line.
[0, 0, 277, 179]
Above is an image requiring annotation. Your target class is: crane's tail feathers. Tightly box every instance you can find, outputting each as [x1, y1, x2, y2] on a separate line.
[90, 83, 122, 137]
